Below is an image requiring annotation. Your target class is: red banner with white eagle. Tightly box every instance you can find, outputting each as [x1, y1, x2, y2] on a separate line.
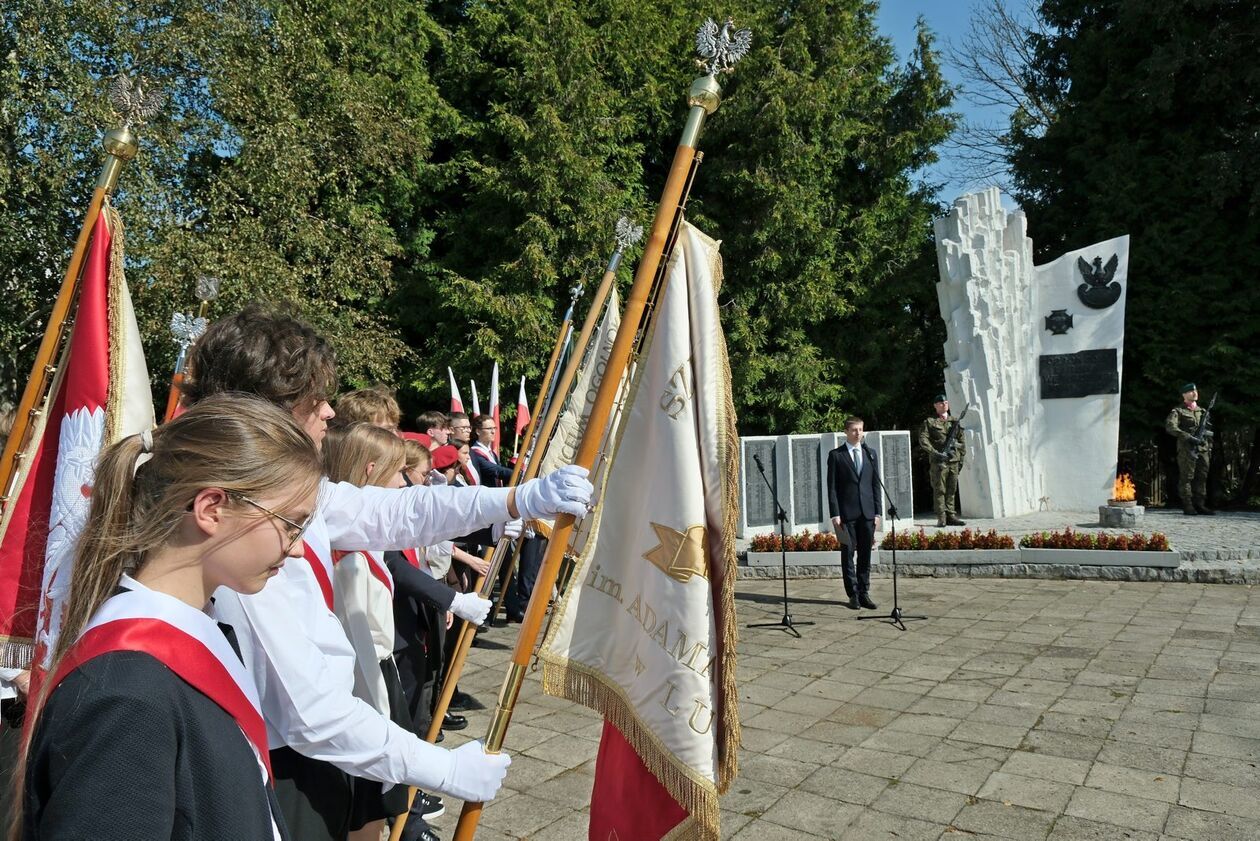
[0, 203, 154, 670]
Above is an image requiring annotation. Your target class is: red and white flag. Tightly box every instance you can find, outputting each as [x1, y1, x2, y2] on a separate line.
[515, 376, 531, 438]
[448, 367, 464, 414]
[489, 361, 501, 453]
[470, 380, 481, 417]
[0, 204, 155, 670]
[540, 223, 739, 841]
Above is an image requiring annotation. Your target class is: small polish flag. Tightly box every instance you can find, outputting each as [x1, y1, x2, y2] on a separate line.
[515, 376, 530, 438]
[448, 368, 464, 414]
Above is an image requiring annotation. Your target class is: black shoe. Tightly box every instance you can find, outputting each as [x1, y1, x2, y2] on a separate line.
[399, 814, 439, 841]
[449, 690, 486, 711]
[935, 516, 947, 528]
[410, 792, 444, 820]
[435, 729, 444, 743]
[859, 593, 877, 610]
[1196, 504, 1217, 516]
[443, 712, 468, 731]
[507, 612, 525, 623]
[1183, 506, 1198, 516]
[946, 515, 967, 526]
[844, 596, 860, 610]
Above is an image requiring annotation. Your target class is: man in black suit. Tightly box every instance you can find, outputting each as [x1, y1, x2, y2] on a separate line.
[827, 416, 882, 610]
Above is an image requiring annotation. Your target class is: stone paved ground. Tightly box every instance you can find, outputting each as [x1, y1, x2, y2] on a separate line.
[427, 576, 1260, 840]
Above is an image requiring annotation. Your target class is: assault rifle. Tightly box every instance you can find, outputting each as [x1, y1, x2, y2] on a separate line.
[1188, 392, 1218, 459]
[935, 405, 970, 462]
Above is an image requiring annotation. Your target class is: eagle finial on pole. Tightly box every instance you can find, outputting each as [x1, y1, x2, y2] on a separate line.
[695, 16, 753, 77]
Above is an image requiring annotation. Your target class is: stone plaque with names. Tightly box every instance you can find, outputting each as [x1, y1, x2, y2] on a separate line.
[879, 433, 913, 522]
[1039, 349, 1119, 400]
[791, 438, 823, 525]
[742, 439, 778, 527]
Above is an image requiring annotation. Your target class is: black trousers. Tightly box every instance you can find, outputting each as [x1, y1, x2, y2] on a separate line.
[839, 517, 875, 598]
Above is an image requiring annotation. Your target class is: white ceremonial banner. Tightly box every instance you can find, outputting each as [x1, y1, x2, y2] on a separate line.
[540, 222, 739, 840]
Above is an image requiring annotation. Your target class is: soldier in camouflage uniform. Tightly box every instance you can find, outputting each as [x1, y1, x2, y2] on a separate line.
[1165, 382, 1215, 515]
[918, 394, 967, 527]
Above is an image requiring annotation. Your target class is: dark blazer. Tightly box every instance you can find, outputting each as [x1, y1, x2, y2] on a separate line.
[827, 443, 883, 521]
[471, 447, 513, 487]
[24, 650, 286, 841]
[385, 549, 456, 652]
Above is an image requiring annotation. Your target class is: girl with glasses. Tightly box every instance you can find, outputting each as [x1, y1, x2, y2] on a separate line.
[12, 395, 323, 840]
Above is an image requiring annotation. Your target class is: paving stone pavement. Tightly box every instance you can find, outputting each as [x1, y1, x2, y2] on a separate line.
[425, 576, 1260, 840]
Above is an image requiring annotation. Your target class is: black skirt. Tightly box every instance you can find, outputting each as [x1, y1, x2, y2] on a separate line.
[348, 657, 414, 828]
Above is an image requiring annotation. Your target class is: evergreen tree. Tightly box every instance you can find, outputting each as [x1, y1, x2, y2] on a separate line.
[1009, 0, 1260, 497]
[693, 1, 954, 433]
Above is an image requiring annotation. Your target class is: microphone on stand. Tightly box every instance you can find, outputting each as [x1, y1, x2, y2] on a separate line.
[753, 453, 765, 472]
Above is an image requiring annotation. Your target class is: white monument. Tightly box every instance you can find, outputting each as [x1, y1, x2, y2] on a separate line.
[934, 188, 1129, 517]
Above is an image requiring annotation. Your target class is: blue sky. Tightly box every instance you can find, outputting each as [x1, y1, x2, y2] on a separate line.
[874, 0, 1035, 207]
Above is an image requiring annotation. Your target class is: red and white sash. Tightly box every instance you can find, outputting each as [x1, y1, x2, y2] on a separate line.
[46, 580, 272, 784]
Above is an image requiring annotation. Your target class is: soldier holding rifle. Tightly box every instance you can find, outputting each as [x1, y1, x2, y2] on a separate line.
[1165, 382, 1216, 516]
[918, 393, 967, 527]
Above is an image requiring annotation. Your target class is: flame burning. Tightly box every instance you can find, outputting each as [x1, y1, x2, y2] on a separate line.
[1112, 473, 1136, 502]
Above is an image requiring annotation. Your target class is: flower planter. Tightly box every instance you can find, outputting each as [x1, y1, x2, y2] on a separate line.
[745, 550, 844, 567]
[880, 549, 1022, 566]
[1019, 547, 1180, 569]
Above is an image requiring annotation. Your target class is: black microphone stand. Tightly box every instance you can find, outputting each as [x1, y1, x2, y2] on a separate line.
[746, 453, 813, 638]
[856, 441, 926, 632]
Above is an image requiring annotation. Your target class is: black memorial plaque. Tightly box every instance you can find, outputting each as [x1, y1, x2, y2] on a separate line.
[1039, 349, 1119, 399]
[791, 438, 823, 524]
[743, 440, 778, 527]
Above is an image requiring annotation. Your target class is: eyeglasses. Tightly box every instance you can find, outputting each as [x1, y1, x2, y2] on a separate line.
[230, 493, 312, 553]
[450, 424, 471, 431]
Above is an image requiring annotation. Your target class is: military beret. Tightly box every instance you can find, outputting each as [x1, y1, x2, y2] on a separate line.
[933, 393, 948, 403]
[431, 444, 459, 471]
[1180, 382, 1197, 394]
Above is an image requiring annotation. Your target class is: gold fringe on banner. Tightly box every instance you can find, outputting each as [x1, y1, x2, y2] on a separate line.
[103, 202, 127, 445]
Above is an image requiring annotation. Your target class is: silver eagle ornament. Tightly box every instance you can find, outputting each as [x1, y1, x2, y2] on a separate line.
[696, 17, 752, 77]
[169, 312, 208, 351]
[614, 216, 645, 252]
[109, 74, 164, 129]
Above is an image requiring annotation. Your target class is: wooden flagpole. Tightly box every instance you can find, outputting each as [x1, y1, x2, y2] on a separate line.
[451, 19, 748, 840]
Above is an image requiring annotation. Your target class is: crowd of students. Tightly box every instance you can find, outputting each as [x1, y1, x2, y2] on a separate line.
[2, 303, 593, 841]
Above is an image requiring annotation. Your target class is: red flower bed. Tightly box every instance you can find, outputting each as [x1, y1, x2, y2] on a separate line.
[878, 528, 1015, 551]
[749, 530, 840, 552]
[1019, 528, 1171, 551]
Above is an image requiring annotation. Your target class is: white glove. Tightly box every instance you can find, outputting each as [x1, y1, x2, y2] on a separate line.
[514, 465, 593, 520]
[440, 740, 511, 803]
[503, 518, 523, 540]
[450, 591, 492, 626]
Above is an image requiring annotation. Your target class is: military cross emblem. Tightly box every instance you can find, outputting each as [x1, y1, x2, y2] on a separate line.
[1044, 309, 1074, 335]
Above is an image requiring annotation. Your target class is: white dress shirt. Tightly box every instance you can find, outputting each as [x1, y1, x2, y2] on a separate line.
[332, 550, 394, 718]
[211, 477, 512, 788]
